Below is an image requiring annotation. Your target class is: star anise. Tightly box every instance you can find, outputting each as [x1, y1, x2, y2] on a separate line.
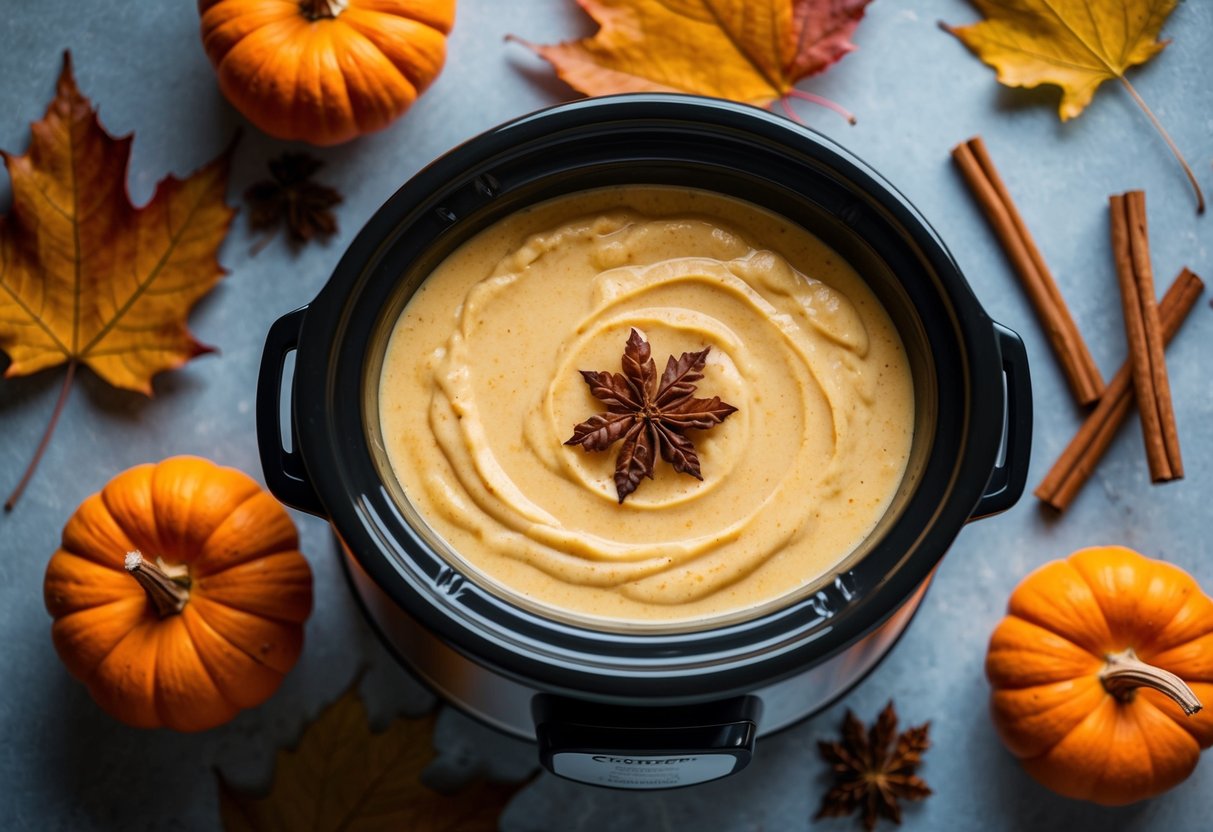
[244, 152, 343, 255]
[815, 702, 932, 831]
[565, 329, 738, 503]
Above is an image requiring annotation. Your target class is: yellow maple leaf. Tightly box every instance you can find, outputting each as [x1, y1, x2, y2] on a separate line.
[943, 0, 1203, 212]
[511, 0, 875, 123]
[0, 53, 235, 508]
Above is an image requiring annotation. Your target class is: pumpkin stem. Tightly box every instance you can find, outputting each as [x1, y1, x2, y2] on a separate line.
[299, 0, 347, 21]
[1101, 648, 1203, 716]
[125, 550, 190, 617]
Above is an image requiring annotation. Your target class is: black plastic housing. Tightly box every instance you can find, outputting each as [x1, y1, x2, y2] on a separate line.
[534, 695, 760, 788]
[256, 95, 1030, 706]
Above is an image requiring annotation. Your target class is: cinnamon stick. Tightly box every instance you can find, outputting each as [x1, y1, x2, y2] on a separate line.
[952, 136, 1105, 405]
[1110, 191, 1183, 482]
[1036, 268, 1202, 511]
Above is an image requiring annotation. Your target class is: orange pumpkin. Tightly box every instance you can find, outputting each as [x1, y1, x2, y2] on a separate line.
[987, 546, 1213, 805]
[198, 0, 457, 146]
[44, 456, 313, 732]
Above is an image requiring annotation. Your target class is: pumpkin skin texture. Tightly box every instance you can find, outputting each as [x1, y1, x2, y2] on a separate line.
[44, 457, 313, 732]
[198, 0, 457, 146]
[987, 546, 1213, 805]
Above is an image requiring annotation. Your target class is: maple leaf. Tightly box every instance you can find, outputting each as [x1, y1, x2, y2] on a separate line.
[815, 701, 932, 831]
[942, 0, 1203, 213]
[510, 0, 874, 124]
[565, 329, 737, 502]
[218, 683, 534, 832]
[0, 53, 235, 509]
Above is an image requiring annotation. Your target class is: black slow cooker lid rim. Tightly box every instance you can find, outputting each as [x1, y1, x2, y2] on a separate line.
[290, 94, 1007, 696]
[307, 95, 990, 329]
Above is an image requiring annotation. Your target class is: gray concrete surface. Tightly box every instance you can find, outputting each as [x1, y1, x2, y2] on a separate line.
[1, 1, 1211, 829]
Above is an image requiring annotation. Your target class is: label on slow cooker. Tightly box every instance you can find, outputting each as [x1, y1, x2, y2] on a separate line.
[551, 752, 737, 789]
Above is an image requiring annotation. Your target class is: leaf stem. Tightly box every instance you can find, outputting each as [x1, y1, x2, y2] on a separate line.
[787, 89, 857, 125]
[5, 359, 76, 512]
[778, 95, 803, 125]
[1118, 76, 1204, 215]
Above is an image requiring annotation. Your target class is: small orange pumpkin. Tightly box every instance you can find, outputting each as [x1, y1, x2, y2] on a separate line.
[198, 0, 457, 146]
[987, 545, 1213, 805]
[44, 456, 313, 732]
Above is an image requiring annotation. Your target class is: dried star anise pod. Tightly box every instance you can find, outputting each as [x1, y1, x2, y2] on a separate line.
[565, 329, 737, 503]
[815, 701, 932, 831]
[244, 152, 343, 255]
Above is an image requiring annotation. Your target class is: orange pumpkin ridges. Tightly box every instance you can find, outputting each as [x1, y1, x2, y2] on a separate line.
[986, 546, 1213, 806]
[197, 0, 457, 146]
[44, 456, 314, 732]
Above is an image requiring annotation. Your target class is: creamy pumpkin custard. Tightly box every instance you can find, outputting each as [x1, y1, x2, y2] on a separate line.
[377, 186, 913, 627]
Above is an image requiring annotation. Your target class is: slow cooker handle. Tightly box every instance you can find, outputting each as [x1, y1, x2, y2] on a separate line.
[970, 323, 1032, 520]
[256, 306, 326, 517]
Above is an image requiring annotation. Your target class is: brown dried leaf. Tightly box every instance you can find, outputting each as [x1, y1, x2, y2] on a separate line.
[218, 683, 533, 832]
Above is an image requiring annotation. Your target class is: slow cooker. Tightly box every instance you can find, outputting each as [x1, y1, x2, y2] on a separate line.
[255, 95, 1031, 790]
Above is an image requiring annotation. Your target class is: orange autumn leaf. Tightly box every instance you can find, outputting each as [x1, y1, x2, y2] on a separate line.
[511, 0, 873, 120]
[0, 53, 233, 389]
[942, 0, 1203, 213]
[0, 53, 235, 509]
[218, 683, 535, 832]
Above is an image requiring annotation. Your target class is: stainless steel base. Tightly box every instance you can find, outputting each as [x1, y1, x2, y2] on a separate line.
[344, 544, 929, 740]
